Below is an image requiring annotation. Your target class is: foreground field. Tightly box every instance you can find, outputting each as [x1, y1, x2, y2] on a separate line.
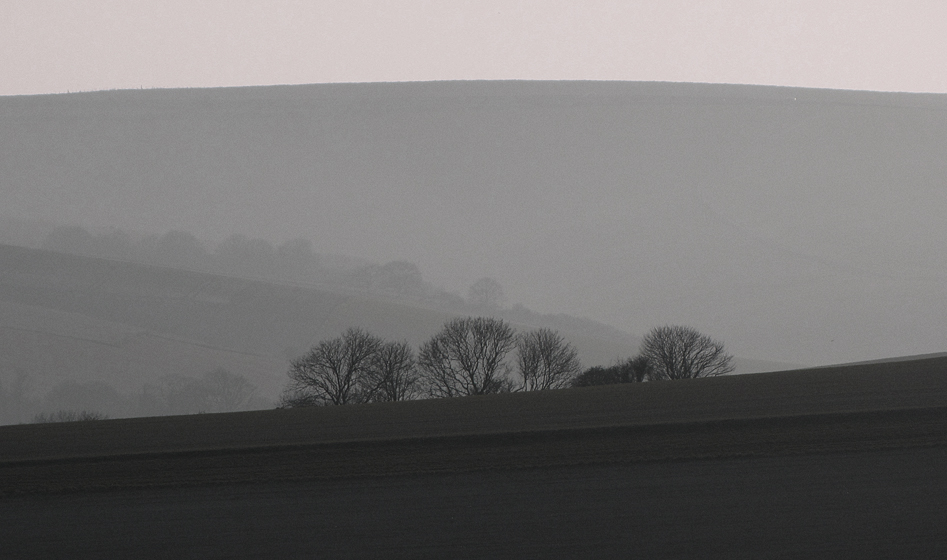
[4, 447, 944, 558]
[2, 355, 947, 557]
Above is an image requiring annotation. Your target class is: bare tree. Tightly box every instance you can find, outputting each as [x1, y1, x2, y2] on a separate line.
[366, 340, 423, 402]
[280, 328, 383, 406]
[467, 277, 507, 309]
[418, 317, 517, 397]
[201, 368, 258, 412]
[621, 355, 654, 383]
[639, 325, 734, 380]
[516, 328, 582, 391]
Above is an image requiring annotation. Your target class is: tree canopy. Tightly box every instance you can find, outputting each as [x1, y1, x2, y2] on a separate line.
[417, 317, 517, 397]
[640, 325, 733, 380]
[516, 328, 582, 390]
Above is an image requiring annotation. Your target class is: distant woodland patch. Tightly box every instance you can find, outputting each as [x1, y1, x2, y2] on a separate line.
[280, 320, 733, 408]
[42, 226, 625, 338]
[0, 227, 637, 425]
[41, 225, 462, 305]
[39, 224, 631, 339]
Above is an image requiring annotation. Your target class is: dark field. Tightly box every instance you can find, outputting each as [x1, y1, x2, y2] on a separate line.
[2, 356, 947, 557]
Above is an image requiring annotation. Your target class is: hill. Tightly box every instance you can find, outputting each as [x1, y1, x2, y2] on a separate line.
[2, 355, 946, 557]
[4, 353, 947, 466]
[0, 242, 794, 423]
[3, 243, 726, 422]
[2, 81, 947, 366]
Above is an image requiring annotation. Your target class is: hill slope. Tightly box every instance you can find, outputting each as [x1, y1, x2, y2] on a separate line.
[3, 356, 947, 557]
[3, 354, 946, 486]
[0, 243, 683, 421]
[2, 81, 947, 365]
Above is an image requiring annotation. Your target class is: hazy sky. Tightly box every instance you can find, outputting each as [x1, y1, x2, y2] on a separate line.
[3, 1, 947, 96]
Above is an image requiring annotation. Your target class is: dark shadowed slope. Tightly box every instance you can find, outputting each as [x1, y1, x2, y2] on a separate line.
[2, 354, 946, 490]
[3, 355, 947, 558]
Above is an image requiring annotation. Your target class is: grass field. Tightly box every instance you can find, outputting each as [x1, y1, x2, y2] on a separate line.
[0, 243, 661, 409]
[2, 355, 946, 557]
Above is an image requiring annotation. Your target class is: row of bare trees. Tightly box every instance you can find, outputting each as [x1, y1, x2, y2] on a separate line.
[279, 317, 583, 406]
[571, 325, 734, 386]
[279, 319, 734, 407]
[279, 331, 423, 406]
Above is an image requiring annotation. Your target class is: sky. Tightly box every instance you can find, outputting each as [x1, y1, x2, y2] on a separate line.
[3, 1, 947, 96]
[2, 1, 947, 367]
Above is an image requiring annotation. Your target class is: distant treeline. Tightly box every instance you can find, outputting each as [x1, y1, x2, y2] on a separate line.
[41, 225, 464, 306]
[280, 319, 733, 408]
[39, 225, 635, 342]
[0, 321, 734, 423]
[0, 367, 269, 425]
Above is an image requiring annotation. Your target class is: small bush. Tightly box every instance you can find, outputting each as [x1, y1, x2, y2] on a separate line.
[571, 356, 652, 387]
[31, 410, 109, 423]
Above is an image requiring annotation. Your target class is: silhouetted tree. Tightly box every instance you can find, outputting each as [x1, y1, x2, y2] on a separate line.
[640, 325, 734, 380]
[280, 328, 384, 406]
[366, 341, 422, 402]
[418, 317, 517, 397]
[201, 368, 258, 412]
[467, 277, 506, 309]
[623, 355, 654, 382]
[516, 328, 582, 390]
[570, 356, 653, 387]
[571, 365, 623, 387]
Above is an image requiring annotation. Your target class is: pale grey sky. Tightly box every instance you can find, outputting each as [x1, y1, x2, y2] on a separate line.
[3, 1, 946, 96]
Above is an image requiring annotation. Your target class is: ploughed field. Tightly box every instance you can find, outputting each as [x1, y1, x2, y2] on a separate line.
[2, 356, 947, 558]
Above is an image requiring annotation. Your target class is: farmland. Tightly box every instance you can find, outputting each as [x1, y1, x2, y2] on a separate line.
[0, 242, 791, 422]
[2, 355, 946, 557]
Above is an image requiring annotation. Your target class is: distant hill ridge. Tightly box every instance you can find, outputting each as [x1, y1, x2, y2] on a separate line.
[8, 79, 946, 107]
[0, 242, 796, 423]
[2, 80, 946, 366]
[0, 243, 634, 417]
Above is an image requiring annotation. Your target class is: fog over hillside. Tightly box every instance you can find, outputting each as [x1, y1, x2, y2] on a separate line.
[2, 81, 946, 365]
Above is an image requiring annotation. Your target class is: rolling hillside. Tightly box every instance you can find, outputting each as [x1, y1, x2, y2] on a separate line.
[2, 81, 946, 366]
[2, 355, 946, 557]
[2, 243, 740, 422]
[4, 353, 947, 467]
[0, 242, 793, 422]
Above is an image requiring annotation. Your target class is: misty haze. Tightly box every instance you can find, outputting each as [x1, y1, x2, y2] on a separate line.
[3, 81, 946, 369]
[3, 79, 947, 557]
